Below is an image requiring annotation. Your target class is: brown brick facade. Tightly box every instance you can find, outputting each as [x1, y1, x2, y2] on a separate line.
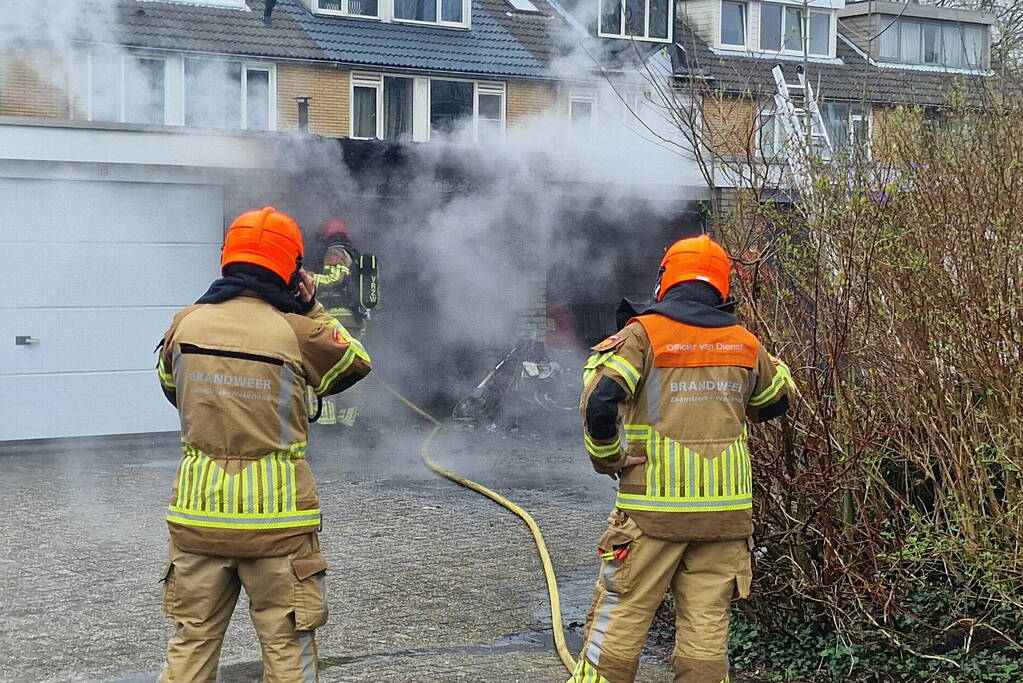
[0, 50, 69, 119]
[702, 96, 759, 159]
[506, 80, 557, 126]
[276, 64, 349, 137]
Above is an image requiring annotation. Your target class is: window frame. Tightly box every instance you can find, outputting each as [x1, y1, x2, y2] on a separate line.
[350, 72, 506, 143]
[313, 0, 380, 19]
[88, 50, 171, 126]
[392, 0, 471, 28]
[598, 0, 674, 44]
[758, 3, 831, 57]
[877, 17, 988, 69]
[719, 1, 748, 49]
[568, 91, 598, 128]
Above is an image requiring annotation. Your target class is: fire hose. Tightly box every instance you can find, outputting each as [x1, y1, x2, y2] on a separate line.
[378, 379, 577, 673]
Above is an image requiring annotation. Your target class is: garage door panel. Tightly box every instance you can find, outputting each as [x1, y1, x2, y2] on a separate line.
[6, 243, 220, 308]
[0, 178, 224, 244]
[1, 178, 224, 441]
[0, 370, 180, 441]
[1, 308, 182, 375]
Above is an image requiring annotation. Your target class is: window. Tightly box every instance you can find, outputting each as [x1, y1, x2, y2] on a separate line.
[352, 74, 414, 140]
[430, 80, 473, 135]
[124, 56, 166, 125]
[476, 84, 505, 142]
[599, 0, 671, 41]
[184, 59, 273, 130]
[315, 0, 379, 17]
[760, 4, 830, 56]
[351, 73, 504, 143]
[822, 103, 870, 158]
[720, 1, 746, 48]
[394, 0, 465, 24]
[758, 109, 780, 159]
[185, 60, 241, 129]
[878, 17, 988, 69]
[570, 95, 596, 127]
[89, 50, 275, 129]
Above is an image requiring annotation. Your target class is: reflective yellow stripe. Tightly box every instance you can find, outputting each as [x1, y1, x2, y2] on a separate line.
[603, 355, 640, 393]
[569, 656, 610, 683]
[617, 426, 752, 511]
[750, 361, 793, 406]
[169, 446, 315, 531]
[584, 433, 620, 459]
[158, 357, 175, 388]
[315, 334, 371, 396]
[616, 493, 752, 512]
[312, 263, 349, 286]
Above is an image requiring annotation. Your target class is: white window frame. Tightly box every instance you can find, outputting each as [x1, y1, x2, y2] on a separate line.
[88, 50, 173, 126]
[351, 72, 505, 143]
[757, 3, 831, 57]
[719, 1, 748, 50]
[350, 73, 384, 140]
[392, 0, 471, 29]
[474, 81, 506, 143]
[568, 91, 597, 128]
[598, 0, 673, 44]
[313, 0, 380, 19]
[878, 18, 987, 69]
[241, 64, 277, 131]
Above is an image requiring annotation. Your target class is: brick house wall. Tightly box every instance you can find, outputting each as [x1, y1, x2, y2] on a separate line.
[506, 80, 558, 125]
[277, 63, 350, 137]
[0, 50, 69, 119]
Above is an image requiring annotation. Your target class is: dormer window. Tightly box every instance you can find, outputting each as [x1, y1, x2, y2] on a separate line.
[720, 1, 747, 48]
[312, 0, 470, 27]
[877, 18, 987, 69]
[599, 0, 672, 42]
[759, 3, 830, 56]
[316, 0, 379, 18]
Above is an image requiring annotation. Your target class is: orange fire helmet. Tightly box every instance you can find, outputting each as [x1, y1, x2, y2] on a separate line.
[221, 207, 304, 284]
[656, 234, 731, 301]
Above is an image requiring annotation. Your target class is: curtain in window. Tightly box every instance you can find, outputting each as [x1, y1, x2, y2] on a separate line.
[383, 77, 413, 142]
[900, 22, 922, 62]
[942, 24, 964, 67]
[878, 16, 899, 59]
[349, 0, 379, 15]
[963, 25, 984, 68]
[824, 103, 849, 154]
[600, 0, 622, 34]
[394, 0, 435, 21]
[440, 0, 461, 22]
[922, 24, 940, 63]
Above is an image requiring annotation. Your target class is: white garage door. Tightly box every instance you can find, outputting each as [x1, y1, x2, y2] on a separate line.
[0, 178, 223, 441]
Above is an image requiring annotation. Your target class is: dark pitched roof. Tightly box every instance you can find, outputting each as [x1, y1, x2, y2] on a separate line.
[107, 0, 567, 78]
[283, 0, 561, 78]
[672, 19, 990, 108]
[113, 0, 326, 61]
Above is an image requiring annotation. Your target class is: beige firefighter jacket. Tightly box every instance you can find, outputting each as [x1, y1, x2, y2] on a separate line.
[157, 293, 371, 557]
[580, 313, 791, 542]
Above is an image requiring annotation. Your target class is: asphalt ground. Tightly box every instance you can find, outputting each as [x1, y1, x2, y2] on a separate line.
[0, 401, 679, 682]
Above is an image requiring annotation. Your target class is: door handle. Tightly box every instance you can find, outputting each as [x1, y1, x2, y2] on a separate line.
[15, 336, 40, 345]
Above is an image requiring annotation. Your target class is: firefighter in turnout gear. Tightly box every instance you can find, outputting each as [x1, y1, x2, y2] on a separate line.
[156, 207, 371, 683]
[312, 219, 369, 427]
[571, 235, 794, 683]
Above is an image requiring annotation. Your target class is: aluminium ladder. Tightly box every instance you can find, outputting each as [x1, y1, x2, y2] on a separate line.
[771, 64, 832, 198]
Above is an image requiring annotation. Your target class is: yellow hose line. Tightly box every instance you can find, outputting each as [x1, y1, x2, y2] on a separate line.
[378, 380, 577, 673]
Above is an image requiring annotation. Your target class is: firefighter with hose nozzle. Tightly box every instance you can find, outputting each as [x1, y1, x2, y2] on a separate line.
[155, 207, 371, 682]
[312, 218, 376, 428]
[570, 234, 795, 683]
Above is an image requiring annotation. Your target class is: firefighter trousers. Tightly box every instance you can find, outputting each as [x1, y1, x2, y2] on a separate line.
[159, 535, 328, 683]
[569, 511, 752, 683]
